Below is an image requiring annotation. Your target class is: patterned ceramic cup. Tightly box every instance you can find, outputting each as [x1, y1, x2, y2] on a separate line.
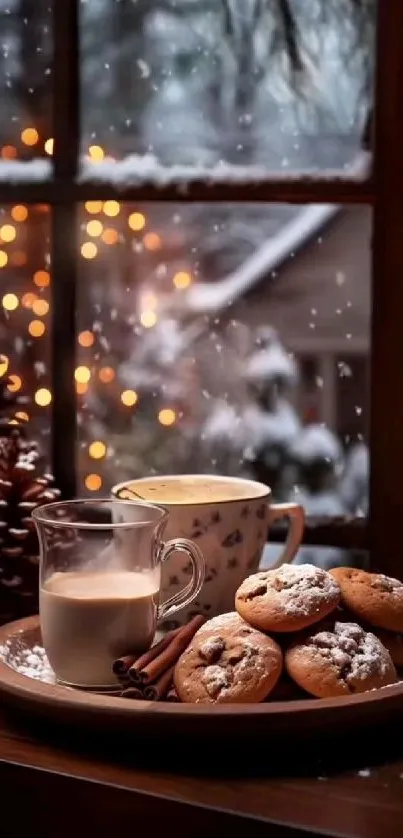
[112, 475, 305, 626]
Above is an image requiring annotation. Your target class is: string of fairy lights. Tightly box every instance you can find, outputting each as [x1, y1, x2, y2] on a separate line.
[0, 130, 194, 492]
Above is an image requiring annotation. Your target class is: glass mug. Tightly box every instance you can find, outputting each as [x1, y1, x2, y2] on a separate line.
[33, 499, 205, 689]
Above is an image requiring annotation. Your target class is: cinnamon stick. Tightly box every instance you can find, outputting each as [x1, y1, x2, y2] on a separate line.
[140, 615, 205, 686]
[112, 653, 138, 678]
[166, 687, 180, 703]
[128, 627, 181, 685]
[121, 686, 144, 701]
[143, 665, 175, 701]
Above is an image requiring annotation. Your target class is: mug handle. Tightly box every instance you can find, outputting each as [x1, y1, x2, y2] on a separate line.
[268, 503, 305, 568]
[158, 538, 206, 621]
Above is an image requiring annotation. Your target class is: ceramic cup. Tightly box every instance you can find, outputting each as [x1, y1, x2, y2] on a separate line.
[112, 475, 304, 626]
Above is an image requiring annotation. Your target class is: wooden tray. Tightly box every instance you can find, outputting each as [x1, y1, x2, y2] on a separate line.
[1, 616, 403, 749]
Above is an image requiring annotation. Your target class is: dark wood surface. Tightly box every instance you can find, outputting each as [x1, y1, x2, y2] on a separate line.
[2, 701, 403, 838]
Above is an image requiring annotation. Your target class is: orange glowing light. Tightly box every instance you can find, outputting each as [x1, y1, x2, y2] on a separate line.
[0, 355, 9, 377]
[81, 242, 98, 259]
[34, 388, 52, 406]
[85, 201, 103, 214]
[103, 201, 120, 218]
[0, 251, 8, 268]
[140, 310, 157, 328]
[86, 220, 103, 237]
[88, 441, 107, 460]
[75, 381, 88, 395]
[22, 292, 37, 309]
[2, 293, 18, 311]
[33, 270, 50, 288]
[75, 366, 91, 384]
[101, 228, 118, 245]
[28, 320, 46, 337]
[21, 128, 39, 146]
[32, 299, 49, 317]
[7, 375, 22, 392]
[78, 330, 94, 348]
[158, 408, 177, 427]
[89, 145, 105, 161]
[0, 224, 16, 243]
[1, 145, 17, 160]
[98, 366, 115, 383]
[15, 411, 29, 422]
[44, 137, 54, 155]
[11, 205, 28, 222]
[85, 473, 102, 491]
[128, 212, 146, 232]
[173, 271, 192, 290]
[143, 233, 162, 252]
[121, 389, 138, 407]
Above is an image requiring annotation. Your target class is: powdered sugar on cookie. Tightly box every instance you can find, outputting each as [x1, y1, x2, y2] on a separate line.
[238, 564, 340, 617]
[307, 622, 393, 686]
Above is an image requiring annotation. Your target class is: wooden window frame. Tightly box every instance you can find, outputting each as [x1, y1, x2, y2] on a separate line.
[0, 1, 401, 572]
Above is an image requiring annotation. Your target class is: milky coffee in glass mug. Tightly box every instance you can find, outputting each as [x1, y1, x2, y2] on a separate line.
[112, 475, 305, 626]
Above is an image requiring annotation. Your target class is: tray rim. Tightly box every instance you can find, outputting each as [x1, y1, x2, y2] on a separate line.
[1, 615, 402, 721]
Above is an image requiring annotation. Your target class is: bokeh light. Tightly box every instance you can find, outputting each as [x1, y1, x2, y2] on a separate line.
[89, 145, 105, 161]
[22, 292, 37, 309]
[35, 388, 52, 406]
[0, 355, 9, 377]
[88, 441, 107, 460]
[21, 127, 39, 146]
[85, 201, 103, 214]
[173, 271, 192, 289]
[86, 220, 103, 237]
[7, 375, 22, 392]
[0, 224, 16, 243]
[81, 242, 98, 259]
[143, 232, 162, 251]
[78, 330, 94, 348]
[128, 212, 146, 232]
[75, 366, 91, 384]
[1, 145, 17, 160]
[98, 366, 115, 383]
[32, 299, 49, 317]
[140, 310, 157, 328]
[2, 293, 19, 311]
[158, 408, 177, 427]
[44, 138, 54, 155]
[11, 205, 28, 222]
[102, 228, 119, 245]
[75, 381, 88, 395]
[121, 389, 138, 407]
[103, 201, 120, 217]
[28, 320, 46, 337]
[85, 473, 102, 491]
[34, 270, 50, 288]
[15, 411, 29, 422]
[0, 251, 8, 268]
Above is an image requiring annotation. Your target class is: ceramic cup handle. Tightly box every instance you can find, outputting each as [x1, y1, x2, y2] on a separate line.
[268, 503, 305, 568]
[158, 538, 206, 621]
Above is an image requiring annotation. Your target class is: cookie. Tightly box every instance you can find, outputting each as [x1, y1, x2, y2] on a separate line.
[235, 564, 340, 633]
[372, 629, 403, 668]
[174, 612, 283, 704]
[285, 620, 396, 698]
[330, 567, 403, 632]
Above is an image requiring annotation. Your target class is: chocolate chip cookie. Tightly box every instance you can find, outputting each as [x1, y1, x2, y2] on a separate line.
[235, 564, 340, 633]
[330, 567, 403, 632]
[174, 612, 283, 704]
[285, 620, 396, 698]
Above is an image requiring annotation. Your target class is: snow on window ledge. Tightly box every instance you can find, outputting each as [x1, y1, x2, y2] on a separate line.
[79, 151, 371, 190]
[0, 159, 52, 183]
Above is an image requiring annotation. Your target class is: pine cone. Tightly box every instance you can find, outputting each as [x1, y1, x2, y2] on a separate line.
[0, 428, 60, 625]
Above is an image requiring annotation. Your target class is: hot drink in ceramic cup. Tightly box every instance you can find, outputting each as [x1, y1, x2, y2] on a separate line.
[112, 475, 305, 625]
[33, 499, 205, 688]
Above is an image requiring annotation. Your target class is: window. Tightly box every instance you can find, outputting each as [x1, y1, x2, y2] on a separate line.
[0, 1, 402, 576]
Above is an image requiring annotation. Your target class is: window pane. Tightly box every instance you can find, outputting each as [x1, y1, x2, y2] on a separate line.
[0, 1, 52, 162]
[76, 201, 370, 521]
[80, 0, 375, 174]
[0, 203, 51, 450]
